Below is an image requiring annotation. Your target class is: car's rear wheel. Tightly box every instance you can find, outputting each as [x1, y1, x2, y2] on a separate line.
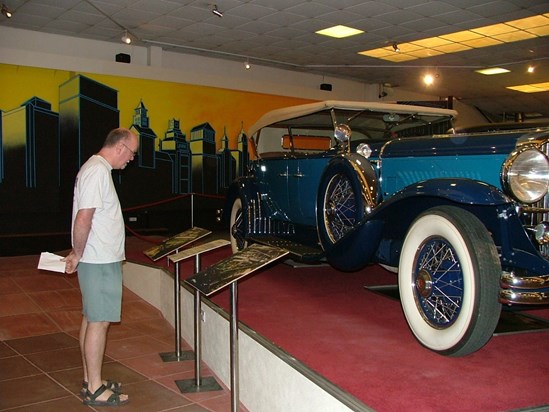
[317, 161, 365, 248]
[229, 197, 248, 253]
[398, 206, 501, 356]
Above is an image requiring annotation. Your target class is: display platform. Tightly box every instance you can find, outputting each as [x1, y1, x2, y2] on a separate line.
[124, 236, 549, 412]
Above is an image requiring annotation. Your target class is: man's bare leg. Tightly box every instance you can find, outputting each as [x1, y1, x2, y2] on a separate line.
[83, 320, 128, 402]
[79, 316, 89, 384]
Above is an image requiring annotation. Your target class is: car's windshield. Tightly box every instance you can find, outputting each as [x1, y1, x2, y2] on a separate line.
[254, 107, 454, 156]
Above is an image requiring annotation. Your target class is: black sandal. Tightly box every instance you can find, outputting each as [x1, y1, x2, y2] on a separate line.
[81, 380, 122, 397]
[83, 384, 129, 406]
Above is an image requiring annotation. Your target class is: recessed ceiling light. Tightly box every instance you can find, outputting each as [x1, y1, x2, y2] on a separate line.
[475, 67, 510, 75]
[358, 14, 549, 61]
[507, 82, 549, 93]
[316, 25, 364, 39]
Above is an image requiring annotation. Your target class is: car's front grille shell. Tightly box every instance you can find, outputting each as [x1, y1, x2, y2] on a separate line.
[521, 142, 549, 258]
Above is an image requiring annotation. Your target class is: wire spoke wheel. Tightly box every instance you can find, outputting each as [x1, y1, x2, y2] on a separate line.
[414, 239, 464, 327]
[398, 206, 501, 356]
[324, 173, 357, 243]
[229, 197, 248, 253]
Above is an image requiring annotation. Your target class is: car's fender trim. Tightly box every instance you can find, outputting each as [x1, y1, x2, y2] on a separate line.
[329, 153, 379, 211]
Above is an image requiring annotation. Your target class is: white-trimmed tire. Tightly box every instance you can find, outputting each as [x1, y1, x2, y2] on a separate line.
[398, 206, 501, 356]
[229, 197, 248, 253]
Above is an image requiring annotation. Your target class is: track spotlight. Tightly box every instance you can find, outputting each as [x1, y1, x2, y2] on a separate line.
[392, 42, 400, 53]
[423, 73, 435, 86]
[1, 4, 12, 18]
[209, 4, 223, 18]
[121, 30, 131, 44]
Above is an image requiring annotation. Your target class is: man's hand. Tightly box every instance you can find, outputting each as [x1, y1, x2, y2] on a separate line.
[63, 250, 81, 274]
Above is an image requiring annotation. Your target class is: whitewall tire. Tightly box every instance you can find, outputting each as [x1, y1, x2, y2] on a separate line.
[398, 206, 501, 356]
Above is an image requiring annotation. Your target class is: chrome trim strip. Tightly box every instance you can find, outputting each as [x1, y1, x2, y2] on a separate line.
[500, 271, 549, 289]
[499, 289, 548, 305]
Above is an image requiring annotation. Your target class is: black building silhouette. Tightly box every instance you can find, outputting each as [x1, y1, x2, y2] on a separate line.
[130, 100, 156, 169]
[218, 127, 236, 191]
[159, 119, 192, 194]
[190, 122, 219, 194]
[58, 75, 119, 208]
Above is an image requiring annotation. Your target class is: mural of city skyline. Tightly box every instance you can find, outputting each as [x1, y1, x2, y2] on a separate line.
[0, 73, 250, 254]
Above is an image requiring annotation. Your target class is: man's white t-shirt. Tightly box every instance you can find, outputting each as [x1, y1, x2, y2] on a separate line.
[72, 155, 125, 263]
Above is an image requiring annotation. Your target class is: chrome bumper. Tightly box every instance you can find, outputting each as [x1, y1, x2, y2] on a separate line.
[499, 271, 549, 305]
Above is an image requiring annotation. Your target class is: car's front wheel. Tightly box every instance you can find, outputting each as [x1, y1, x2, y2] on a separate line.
[229, 197, 248, 253]
[317, 160, 365, 249]
[398, 206, 501, 356]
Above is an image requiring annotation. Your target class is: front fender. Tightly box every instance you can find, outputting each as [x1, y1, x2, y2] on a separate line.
[369, 178, 512, 245]
[390, 178, 511, 206]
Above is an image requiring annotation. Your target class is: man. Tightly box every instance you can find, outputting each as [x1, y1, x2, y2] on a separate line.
[64, 127, 138, 406]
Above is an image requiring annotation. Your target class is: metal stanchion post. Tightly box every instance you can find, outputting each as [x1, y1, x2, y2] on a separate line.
[194, 289, 202, 385]
[183, 244, 289, 407]
[230, 282, 239, 412]
[191, 193, 194, 228]
[159, 261, 194, 362]
[175, 239, 230, 393]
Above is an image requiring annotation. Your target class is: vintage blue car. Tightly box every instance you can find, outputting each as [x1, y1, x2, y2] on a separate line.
[224, 100, 549, 356]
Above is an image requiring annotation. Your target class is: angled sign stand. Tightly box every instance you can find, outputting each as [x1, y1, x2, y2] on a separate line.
[183, 244, 289, 411]
[159, 237, 229, 363]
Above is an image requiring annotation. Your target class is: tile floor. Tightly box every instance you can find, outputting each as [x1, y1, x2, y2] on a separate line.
[0, 253, 245, 411]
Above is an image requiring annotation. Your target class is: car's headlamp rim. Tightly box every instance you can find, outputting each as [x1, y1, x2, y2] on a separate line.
[502, 147, 549, 204]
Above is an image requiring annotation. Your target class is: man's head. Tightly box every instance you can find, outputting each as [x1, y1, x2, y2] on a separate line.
[100, 128, 139, 169]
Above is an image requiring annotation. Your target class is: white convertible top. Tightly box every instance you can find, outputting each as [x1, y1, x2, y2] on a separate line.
[248, 100, 458, 137]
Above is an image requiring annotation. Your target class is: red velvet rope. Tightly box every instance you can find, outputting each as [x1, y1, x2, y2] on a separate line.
[122, 192, 225, 244]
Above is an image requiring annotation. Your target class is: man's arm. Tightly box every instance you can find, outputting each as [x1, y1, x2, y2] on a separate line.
[64, 208, 95, 273]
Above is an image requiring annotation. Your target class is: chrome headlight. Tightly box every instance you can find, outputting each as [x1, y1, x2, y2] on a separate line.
[502, 147, 549, 203]
[334, 124, 351, 143]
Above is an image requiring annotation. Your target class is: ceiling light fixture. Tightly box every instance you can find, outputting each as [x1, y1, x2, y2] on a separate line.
[475, 67, 510, 75]
[392, 43, 400, 53]
[209, 4, 223, 18]
[423, 73, 435, 86]
[358, 14, 549, 62]
[316, 25, 364, 39]
[244, 59, 251, 70]
[527, 65, 535, 73]
[1, 4, 12, 18]
[507, 81, 549, 93]
[121, 30, 131, 44]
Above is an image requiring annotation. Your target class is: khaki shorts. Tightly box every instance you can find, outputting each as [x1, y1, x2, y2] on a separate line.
[78, 262, 123, 322]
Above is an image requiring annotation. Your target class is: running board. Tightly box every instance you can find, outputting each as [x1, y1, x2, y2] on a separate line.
[249, 236, 324, 261]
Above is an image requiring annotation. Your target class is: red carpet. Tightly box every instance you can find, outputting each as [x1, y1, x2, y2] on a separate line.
[127, 236, 549, 412]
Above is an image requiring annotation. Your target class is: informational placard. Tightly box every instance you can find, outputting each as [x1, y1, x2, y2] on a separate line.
[169, 239, 230, 264]
[143, 227, 211, 261]
[185, 244, 289, 296]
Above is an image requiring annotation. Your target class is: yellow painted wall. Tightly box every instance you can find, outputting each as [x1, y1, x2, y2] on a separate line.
[0, 63, 314, 147]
